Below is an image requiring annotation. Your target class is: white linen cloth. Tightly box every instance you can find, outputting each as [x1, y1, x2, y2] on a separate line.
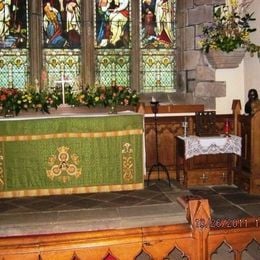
[179, 135, 242, 159]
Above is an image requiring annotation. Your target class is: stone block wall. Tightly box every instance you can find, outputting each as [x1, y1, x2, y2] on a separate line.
[176, 0, 226, 110]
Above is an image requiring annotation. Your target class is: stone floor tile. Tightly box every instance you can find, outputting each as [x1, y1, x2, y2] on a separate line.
[206, 195, 233, 208]
[87, 192, 124, 201]
[211, 185, 245, 194]
[64, 198, 103, 209]
[23, 200, 62, 211]
[211, 205, 249, 220]
[189, 187, 218, 196]
[222, 193, 260, 205]
[0, 211, 59, 226]
[57, 208, 119, 222]
[0, 202, 19, 213]
[110, 195, 146, 205]
[239, 204, 260, 217]
[118, 202, 183, 218]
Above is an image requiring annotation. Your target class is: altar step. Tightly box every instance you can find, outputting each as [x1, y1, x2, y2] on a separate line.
[0, 181, 260, 238]
[0, 182, 259, 260]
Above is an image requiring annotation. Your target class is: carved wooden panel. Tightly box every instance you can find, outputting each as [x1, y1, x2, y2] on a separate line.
[144, 114, 235, 181]
[235, 111, 260, 194]
[144, 116, 185, 181]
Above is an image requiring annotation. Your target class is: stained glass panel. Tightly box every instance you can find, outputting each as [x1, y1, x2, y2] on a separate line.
[141, 50, 175, 92]
[42, 0, 81, 49]
[141, 0, 176, 49]
[140, 0, 176, 93]
[0, 0, 28, 48]
[43, 49, 81, 91]
[96, 50, 130, 87]
[0, 0, 28, 89]
[95, 0, 131, 48]
[0, 50, 29, 88]
[94, 0, 131, 88]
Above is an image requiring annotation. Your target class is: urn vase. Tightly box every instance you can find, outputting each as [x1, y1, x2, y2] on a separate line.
[205, 48, 246, 69]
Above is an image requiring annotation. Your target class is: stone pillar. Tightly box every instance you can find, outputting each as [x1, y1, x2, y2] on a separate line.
[29, 1, 42, 88]
[82, 1, 95, 86]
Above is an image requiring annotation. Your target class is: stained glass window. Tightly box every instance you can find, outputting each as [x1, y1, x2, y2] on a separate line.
[94, 0, 176, 92]
[42, 0, 81, 91]
[95, 0, 130, 48]
[141, 50, 175, 92]
[141, 0, 175, 49]
[0, 1, 177, 93]
[0, 0, 28, 49]
[43, 49, 81, 91]
[95, 0, 131, 87]
[141, 0, 176, 92]
[0, 0, 29, 88]
[42, 0, 81, 49]
[0, 50, 29, 88]
[96, 50, 130, 86]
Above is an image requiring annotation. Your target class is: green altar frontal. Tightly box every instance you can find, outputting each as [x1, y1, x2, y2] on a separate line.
[0, 113, 144, 198]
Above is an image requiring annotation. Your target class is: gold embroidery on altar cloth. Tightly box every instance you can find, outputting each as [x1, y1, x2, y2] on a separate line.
[0, 149, 4, 190]
[122, 143, 134, 182]
[46, 146, 81, 183]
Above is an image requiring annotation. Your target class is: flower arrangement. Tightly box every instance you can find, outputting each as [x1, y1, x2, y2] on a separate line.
[94, 85, 139, 107]
[0, 84, 139, 116]
[75, 85, 139, 108]
[199, 0, 260, 56]
[0, 88, 22, 116]
[0, 86, 61, 116]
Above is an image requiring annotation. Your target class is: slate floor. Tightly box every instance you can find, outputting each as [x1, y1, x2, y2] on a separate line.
[0, 180, 260, 237]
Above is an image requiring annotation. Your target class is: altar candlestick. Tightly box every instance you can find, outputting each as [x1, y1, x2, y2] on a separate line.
[182, 117, 188, 137]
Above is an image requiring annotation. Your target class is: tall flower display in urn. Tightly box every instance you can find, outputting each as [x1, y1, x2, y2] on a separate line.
[199, 0, 260, 69]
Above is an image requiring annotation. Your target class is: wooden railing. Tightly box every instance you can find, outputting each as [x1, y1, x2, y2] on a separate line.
[0, 199, 259, 259]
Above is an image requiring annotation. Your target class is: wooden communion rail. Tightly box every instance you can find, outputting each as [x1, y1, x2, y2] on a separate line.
[0, 199, 259, 259]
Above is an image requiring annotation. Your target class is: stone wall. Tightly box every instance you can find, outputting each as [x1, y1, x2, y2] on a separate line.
[176, 0, 226, 110]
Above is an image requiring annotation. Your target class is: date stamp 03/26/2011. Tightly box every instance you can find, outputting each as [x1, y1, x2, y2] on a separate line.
[194, 217, 260, 229]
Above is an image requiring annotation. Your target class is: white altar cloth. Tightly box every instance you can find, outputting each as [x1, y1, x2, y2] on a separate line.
[179, 135, 242, 159]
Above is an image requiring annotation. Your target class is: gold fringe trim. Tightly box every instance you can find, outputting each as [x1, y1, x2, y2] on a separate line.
[0, 183, 144, 198]
[0, 129, 143, 142]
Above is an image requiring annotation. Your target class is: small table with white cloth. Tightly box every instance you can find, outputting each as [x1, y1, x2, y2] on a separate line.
[176, 135, 241, 187]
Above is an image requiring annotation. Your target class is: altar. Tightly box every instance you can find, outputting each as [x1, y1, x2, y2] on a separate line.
[0, 112, 144, 198]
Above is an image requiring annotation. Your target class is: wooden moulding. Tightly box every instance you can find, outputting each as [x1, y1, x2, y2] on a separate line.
[137, 103, 204, 114]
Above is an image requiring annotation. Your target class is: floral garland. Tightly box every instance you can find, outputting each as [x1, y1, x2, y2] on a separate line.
[0, 85, 139, 116]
